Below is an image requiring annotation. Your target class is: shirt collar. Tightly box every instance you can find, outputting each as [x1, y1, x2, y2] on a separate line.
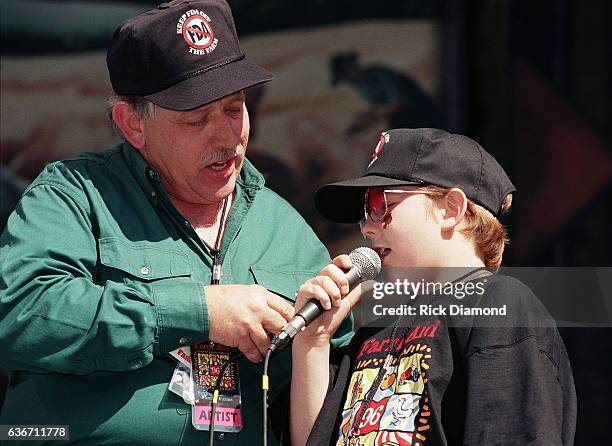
[121, 141, 162, 206]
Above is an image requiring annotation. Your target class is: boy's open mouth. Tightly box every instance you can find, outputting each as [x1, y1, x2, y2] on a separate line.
[374, 247, 391, 261]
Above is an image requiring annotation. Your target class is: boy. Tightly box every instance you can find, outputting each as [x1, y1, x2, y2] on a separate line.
[290, 128, 576, 446]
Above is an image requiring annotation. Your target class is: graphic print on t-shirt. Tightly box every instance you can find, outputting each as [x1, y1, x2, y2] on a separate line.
[336, 320, 439, 446]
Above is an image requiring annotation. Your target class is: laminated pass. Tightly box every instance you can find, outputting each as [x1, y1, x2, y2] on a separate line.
[190, 343, 242, 432]
[170, 346, 192, 368]
[168, 361, 195, 404]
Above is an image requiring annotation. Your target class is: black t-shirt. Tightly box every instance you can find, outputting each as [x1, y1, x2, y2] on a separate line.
[305, 275, 576, 446]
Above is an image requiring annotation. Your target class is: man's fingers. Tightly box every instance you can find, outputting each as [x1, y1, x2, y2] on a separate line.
[265, 292, 295, 321]
[261, 306, 292, 335]
[238, 338, 264, 363]
[250, 326, 273, 358]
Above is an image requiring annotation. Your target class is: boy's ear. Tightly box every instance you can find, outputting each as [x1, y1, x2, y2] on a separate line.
[112, 101, 146, 149]
[440, 188, 468, 232]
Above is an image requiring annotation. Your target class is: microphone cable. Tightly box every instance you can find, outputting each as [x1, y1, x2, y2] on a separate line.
[262, 346, 274, 446]
[262, 247, 381, 444]
[208, 346, 275, 446]
[209, 350, 242, 446]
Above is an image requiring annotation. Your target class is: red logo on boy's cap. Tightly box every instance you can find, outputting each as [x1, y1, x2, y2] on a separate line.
[368, 132, 390, 168]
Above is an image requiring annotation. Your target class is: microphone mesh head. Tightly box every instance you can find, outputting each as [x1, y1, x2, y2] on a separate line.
[349, 247, 382, 280]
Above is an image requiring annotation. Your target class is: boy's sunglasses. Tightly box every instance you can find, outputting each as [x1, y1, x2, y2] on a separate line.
[361, 188, 429, 225]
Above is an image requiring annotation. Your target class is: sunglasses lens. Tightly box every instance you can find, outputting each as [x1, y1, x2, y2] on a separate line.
[366, 188, 387, 222]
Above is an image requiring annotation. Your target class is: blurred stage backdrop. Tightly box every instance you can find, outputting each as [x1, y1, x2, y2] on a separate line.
[1, 0, 611, 443]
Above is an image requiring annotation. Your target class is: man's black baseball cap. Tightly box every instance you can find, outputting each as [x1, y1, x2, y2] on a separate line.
[316, 128, 516, 223]
[106, 0, 273, 111]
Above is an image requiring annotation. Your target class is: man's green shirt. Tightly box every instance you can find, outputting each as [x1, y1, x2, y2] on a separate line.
[0, 142, 353, 445]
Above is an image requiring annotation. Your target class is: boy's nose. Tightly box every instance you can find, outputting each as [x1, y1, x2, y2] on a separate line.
[360, 217, 380, 240]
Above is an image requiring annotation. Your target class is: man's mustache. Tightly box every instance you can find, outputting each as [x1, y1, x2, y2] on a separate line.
[201, 146, 243, 166]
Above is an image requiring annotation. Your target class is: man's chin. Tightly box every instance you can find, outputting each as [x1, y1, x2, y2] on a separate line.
[208, 172, 241, 202]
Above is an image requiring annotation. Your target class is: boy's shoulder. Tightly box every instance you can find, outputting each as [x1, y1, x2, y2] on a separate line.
[479, 273, 549, 317]
[464, 273, 564, 358]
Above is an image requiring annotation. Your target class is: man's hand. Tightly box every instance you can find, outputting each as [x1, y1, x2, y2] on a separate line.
[205, 284, 295, 362]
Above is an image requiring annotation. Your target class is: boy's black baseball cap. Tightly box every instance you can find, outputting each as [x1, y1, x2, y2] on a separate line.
[316, 128, 516, 223]
[106, 0, 273, 111]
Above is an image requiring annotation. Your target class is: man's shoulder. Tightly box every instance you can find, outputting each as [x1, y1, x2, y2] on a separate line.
[22, 143, 131, 211]
[252, 185, 308, 221]
[238, 158, 301, 216]
[256, 185, 292, 207]
[30, 143, 125, 188]
[63, 145, 124, 166]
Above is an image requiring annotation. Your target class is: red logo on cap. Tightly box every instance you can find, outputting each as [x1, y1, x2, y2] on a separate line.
[368, 132, 389, 167]
[182, 15, 215, 49]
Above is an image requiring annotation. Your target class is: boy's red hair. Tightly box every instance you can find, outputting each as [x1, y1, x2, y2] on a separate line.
[422, 186, 513, 268]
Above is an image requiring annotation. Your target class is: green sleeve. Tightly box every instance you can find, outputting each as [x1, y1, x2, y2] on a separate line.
[0, 184, 206, 374]
[331, 312, 354, 349]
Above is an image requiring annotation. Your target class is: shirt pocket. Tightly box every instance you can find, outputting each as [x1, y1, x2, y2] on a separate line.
[249, 266, 317, 303]
[99, 237, 192, 282]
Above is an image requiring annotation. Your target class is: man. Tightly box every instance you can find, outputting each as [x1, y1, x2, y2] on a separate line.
[0, 1, 352, 444]
[289, 129, 576, 445]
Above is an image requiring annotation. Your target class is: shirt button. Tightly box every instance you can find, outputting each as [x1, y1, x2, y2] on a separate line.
[146, 168, 155, 179]
[184, 220, 190, 227]
[151, 191, 157, 199]
[140, 266, 150, 275]
[218, 433, 225, 440]
[179, 337, 190, 345]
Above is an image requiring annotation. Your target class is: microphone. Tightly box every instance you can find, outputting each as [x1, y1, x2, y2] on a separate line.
[269, 247, 381, 351]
